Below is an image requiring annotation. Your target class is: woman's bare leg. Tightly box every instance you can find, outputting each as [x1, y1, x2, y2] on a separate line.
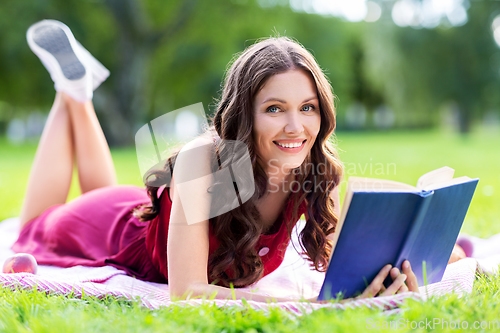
[19, 92, 74, 228]
[64, 93, 117, 194]
[19, 92, 117, 229]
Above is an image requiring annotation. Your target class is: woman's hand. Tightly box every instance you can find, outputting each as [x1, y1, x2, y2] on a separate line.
[305, 260, 419, 303]
[359, 260, 419, 298]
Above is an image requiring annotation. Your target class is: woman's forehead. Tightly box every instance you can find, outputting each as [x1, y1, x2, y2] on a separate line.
[254, 69, 318, 105]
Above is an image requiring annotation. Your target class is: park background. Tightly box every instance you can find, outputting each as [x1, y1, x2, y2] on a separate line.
[1, 1, 500, 332]
[1, 0, 499, 229]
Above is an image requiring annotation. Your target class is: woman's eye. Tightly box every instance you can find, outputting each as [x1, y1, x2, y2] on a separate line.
[302, 104, 316, 112]
[266, 106, 280, 113]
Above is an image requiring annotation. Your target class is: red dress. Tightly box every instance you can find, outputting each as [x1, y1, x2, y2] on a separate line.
[12, 185, 306, 285]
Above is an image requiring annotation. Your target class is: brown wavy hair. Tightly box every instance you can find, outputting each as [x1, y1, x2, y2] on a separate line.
[137, 36, 343, 287]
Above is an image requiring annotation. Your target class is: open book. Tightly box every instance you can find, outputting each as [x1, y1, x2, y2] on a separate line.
[318, 166, 479, 300]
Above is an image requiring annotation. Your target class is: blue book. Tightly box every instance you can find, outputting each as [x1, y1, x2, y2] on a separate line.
[318, 167, 479, 300]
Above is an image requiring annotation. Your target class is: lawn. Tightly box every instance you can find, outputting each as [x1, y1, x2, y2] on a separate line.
[1, 129, 500, 332]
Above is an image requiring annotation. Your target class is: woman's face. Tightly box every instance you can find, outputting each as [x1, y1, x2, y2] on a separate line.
[253, 69, 321, 176]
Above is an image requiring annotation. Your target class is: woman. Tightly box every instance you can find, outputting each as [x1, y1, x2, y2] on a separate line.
[12, 19, 419, 302]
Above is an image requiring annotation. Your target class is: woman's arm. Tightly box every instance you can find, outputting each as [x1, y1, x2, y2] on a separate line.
[185, 282, 312, 302]
[166, 138, 308, 302]
[326, 185, 341, 244]
[167, 208, 300, 302]
[166, 137, 214, 299]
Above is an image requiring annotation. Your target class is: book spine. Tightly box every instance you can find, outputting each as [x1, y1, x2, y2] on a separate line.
[393, 191, 434, 268]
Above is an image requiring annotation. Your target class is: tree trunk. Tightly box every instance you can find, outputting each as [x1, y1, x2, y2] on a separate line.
[96, 42, 153, 146]
[457, 106, 472, 134]
[99, 0, 197, 146]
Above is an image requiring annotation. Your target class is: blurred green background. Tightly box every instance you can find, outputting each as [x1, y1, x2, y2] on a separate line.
[1, 0, 499, 236]
[2, 0, 500, 144]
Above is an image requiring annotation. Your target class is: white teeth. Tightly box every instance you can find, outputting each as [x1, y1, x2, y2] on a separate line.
[276, 141, 303, 148]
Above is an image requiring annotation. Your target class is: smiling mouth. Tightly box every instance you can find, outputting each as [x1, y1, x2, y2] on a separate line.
[273, 140, 306, 148]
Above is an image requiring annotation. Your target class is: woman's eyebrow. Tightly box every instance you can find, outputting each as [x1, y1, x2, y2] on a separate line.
[261, 96, 318, 104]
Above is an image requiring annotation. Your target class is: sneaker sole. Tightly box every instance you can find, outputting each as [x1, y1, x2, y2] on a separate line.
[32, 25, 86, 81]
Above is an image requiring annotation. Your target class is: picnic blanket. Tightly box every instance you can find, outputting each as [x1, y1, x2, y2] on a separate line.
[0, 217, 497, 315]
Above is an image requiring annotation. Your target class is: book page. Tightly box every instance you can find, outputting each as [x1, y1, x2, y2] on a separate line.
[422, 176, 472, 191]
[416, 166, 455, 189]
[347, 177, 417, 192]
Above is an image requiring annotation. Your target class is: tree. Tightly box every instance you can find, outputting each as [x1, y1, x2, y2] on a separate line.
[0, 0, 199, 145]
[363, 0, 500, 132]
[0, 0, 363, 143]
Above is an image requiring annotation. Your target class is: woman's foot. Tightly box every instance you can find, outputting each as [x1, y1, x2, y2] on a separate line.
[448, 244, 467, 264]
[27, 19, 109, 102]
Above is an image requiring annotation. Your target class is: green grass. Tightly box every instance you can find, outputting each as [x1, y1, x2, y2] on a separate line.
[1, 129, 500, 332]
[1, 277, 500, 332]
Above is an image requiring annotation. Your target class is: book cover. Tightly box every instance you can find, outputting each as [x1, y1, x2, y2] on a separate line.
[317, 175, 478, 300]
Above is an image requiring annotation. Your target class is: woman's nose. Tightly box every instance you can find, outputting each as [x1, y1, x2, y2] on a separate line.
[284, 111, 304, 134]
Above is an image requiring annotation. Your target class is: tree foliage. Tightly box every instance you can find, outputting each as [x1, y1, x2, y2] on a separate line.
[1, 0, 499, 143]
[363, 0, 500, 132]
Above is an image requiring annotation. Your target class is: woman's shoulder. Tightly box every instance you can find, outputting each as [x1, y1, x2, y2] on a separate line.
[181, 135, 216, 151]
[173, 135, 218, 182]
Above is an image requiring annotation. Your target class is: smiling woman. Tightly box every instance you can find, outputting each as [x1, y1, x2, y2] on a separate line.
[11, 21, 419, 304]
[138, 37, 347, 295]
[253, 69, 321, 172]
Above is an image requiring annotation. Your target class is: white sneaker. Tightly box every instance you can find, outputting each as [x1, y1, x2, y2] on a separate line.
[74, 39, 110, 91]
[27, 20, 109, 102]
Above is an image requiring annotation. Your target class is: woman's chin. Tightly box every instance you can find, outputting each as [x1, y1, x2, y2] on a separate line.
[276, 159, 306, 174]
[259, 154, 308, 176]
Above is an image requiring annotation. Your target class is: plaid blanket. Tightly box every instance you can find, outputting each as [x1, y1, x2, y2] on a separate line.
[1, 217, 489, 315]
